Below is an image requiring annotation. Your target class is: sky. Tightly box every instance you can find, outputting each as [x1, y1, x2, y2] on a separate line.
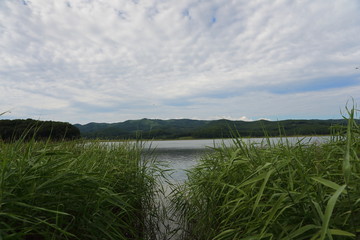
[0, 0, 360, 124]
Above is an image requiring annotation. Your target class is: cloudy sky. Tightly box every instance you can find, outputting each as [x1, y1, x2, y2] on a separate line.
[1, 0, 359, 124]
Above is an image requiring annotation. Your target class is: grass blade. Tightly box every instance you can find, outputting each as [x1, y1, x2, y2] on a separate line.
[311, 177, 347, 194]
[320, 184, 347, 240]
[329, 229, 355, 237]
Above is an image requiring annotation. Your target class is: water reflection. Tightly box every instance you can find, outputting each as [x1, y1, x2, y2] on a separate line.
[153, 148, 209, 183]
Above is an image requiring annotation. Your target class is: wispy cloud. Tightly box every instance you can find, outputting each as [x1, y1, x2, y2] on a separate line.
[0, 0, 359, 123]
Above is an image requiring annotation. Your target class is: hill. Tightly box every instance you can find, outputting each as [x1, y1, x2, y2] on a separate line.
[0, 119, 80, 141]
[75, 118, 349, 140]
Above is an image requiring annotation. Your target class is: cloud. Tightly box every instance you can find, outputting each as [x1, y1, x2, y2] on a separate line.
[0, 0, 360, 123]
[213, 116, 255, 122]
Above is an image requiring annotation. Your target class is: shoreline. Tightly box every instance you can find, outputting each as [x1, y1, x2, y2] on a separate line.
[82, 134, 332, 142]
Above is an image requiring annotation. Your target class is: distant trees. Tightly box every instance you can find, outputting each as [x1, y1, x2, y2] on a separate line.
[0, 119, 80, 141]
[75, 118, 348, 140]
[0, 117, 349, 140]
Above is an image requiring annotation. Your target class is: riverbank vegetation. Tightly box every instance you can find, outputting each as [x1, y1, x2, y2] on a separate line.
[171, 107, 360, 239]
[2, 107, 360, 239]
[0, 139, 160, 239]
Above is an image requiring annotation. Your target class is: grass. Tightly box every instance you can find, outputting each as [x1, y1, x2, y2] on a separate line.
[0, 138, 160, 239]
[171, 107, 360, 239]
[2, 106, 360, 239]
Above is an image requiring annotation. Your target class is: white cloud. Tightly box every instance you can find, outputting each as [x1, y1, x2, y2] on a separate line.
[0, 0, 359, 123]
[215, 116, 255, 122]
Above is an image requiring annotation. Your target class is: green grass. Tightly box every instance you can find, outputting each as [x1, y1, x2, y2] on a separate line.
[0, 139, 160, 239]
[172, 108, 360, 239]
[2, 106, 360, 239]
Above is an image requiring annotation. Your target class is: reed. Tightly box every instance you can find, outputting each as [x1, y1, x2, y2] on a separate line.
[172, 107, 360, 239]
[0, 139, 159, 239]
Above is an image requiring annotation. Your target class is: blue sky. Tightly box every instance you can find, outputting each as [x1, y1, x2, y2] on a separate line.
[0, 0, 360, 124]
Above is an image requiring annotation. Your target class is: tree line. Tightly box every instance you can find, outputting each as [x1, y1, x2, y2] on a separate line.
[0, 119, 80, 141]
[75, 118, 350, 140]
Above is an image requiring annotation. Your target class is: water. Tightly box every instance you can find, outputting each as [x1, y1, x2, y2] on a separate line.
[146, 139, 221, 183]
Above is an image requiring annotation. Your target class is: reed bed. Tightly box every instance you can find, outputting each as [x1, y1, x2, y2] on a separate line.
[0, 139, 159, 239]
[172, 108, 360, 239]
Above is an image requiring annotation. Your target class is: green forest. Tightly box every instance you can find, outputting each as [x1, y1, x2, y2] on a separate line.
[0, 118, 352, 141]
[0, 119, 80, 141]
[75, 118, 350, 140]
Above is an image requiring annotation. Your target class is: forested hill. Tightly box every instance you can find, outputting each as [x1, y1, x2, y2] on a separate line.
[0, 119, 80, 141]
[75, 118, 350, 140]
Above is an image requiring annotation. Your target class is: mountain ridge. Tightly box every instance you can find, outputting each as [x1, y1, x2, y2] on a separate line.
[74, 118, 349, 140]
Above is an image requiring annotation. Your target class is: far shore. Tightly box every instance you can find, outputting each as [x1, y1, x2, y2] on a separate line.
[83, 134, 332, 142]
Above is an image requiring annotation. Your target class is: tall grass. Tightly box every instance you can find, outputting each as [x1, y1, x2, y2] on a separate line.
[0, 139, 159, 239]
[172, 108, 360, 239]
